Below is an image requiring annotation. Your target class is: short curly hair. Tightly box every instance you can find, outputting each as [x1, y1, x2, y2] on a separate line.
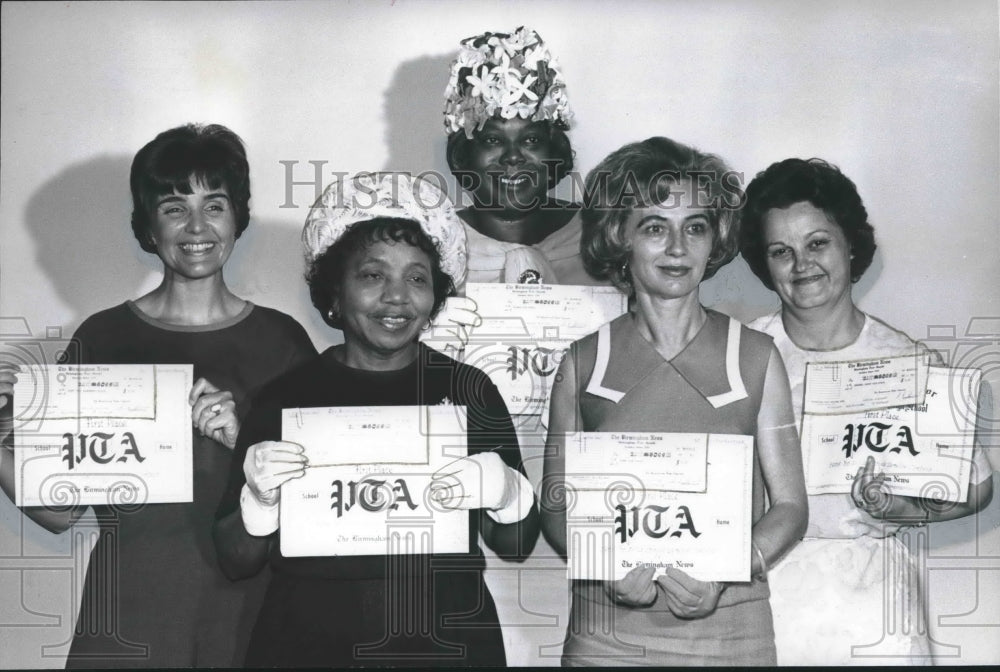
[306, 218, 454, 329]
[739, 158, 876, 291]
[130, 123, 251, 254]
[446, 120, 574, 194]
[580, 136, 743, 294]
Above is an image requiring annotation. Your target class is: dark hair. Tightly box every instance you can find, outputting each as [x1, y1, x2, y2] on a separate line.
[130, 123, 251, 253]
[446, 120, 574, 192]
[739, 158, 876, 291]
[580, 136, 743, 294]
[306, 218, 455, 329]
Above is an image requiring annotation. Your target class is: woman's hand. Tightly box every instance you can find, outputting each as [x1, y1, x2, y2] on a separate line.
[240, 440, 306, 536]
[430, 451, 532, 523]
[656, 567, 725, 619]
[851, 455, 895, 519]
[243, 440, 307, 506]
[189, 377, 239, 449]
[606, 565, 658, 607]
[851, 455, 934, 524]
[422, 296, 482, 352]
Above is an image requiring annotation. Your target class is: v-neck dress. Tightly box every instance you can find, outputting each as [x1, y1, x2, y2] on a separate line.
[560, 309, 779, 666]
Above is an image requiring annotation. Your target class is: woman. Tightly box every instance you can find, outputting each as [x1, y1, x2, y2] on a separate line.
[0, 124, 317, 668]
[443, 26, 602, 286]
[213, 172, 539, 667]
[740, 157, 993, 665]
[539, 137, 808, 666]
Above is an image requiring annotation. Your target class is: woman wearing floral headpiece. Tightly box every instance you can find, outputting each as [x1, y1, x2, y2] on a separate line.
[213, 173, 539, 667]
[443, 26, 603, 286]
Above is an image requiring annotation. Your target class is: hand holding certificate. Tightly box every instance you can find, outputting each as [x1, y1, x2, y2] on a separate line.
[278, 405, 470, 557]
[565, 433, 753, 583]
[801, 356, 980, 503]
[13, 364, 193, 507]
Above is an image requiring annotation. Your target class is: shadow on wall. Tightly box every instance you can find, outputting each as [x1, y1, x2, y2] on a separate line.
[381, 53, 459, 200]
[23, 154, 330, 348]
[224, 215, 333, 347]
[24, 155, 160, 333]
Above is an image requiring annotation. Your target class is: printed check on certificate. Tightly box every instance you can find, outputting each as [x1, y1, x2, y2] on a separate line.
[801, 356, 979, 502]
[279, 405, 469, 557]
[565, 433, 753, 582]
[13, 364, 193, 507]
[462, 283, 627, 416]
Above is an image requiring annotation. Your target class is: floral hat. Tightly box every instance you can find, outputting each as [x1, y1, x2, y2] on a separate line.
[443, 26, 573, 138]
[302, 172, 468, 288]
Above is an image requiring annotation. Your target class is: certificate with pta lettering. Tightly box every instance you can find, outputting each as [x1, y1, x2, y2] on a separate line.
[802, 361, 979, 502]
[462, 283, 627, 416]
[279, 405, 469, 557]
[13, 364, 193, 507]
[565, 433, 752, 582]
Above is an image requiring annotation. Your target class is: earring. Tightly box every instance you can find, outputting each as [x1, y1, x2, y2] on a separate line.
[327, 308, 337, 321]
[620, 261, 631, 281]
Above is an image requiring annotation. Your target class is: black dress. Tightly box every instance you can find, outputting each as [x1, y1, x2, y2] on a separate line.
[216, 343, 534, 667]
[61, 301, 316, 668]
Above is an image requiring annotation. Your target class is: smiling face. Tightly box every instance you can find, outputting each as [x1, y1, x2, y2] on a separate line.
[463, 118, 556, 212]
[624, 179, 715, 301]
[762, 201, 853, 312]
[150, 180, 236, 282]
[334, 239, 436, 365]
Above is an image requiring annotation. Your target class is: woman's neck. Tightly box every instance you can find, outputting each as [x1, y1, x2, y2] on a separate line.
[334, 341, 419, 372]
[632, 290, 707, 361]
[781, 293, 865, 350]
[134, 273, 245, 326]
[461, 201, 575, 245]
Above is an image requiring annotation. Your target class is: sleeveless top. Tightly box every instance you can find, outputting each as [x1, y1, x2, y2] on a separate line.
[569, 308, 776, 609]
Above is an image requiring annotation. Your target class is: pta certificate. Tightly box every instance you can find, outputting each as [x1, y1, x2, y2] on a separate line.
[802, 357, 979, 502]
[13, 364, 193, 507]
[279, 405, 469, 557]
[565, 433, 752, 582]
[463, 283, 627, 416]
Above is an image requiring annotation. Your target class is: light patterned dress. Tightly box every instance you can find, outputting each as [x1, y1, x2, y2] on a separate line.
[750, 310, 993, 666]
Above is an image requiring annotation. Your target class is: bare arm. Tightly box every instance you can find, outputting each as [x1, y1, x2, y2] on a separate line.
[852, 379, 994, 524]
[751, 348, 809, 570]
[657, 348, 809, 617]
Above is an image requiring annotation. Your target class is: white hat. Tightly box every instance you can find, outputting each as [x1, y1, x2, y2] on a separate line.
[302, 172, 468, 288]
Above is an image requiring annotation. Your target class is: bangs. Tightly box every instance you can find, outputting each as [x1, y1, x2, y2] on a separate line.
[141, 142, 234, 199]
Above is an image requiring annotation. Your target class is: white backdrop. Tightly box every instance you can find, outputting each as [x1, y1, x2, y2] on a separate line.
[1, 0, 998, 667]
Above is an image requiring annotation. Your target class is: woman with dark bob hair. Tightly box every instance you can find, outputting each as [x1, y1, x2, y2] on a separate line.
[0, 123, 317, 667]
[740, 157, 993, 665]
[213, 172, 539, 667]
[540, 137, 808, 665]
[442, 26, 602, 286]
